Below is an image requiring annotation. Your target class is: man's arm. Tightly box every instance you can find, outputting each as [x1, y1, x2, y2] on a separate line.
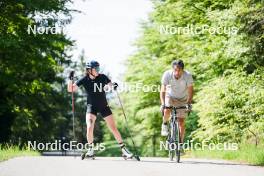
[187, 85, 193, 104]
[160, 71, 169, 105]
[160, 85, 166, 105]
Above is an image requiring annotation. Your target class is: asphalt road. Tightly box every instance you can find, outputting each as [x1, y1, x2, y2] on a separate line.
[0, 157, 263, 176]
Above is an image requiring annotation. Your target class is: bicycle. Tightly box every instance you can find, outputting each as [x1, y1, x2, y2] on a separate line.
[166, 105, 189, 163]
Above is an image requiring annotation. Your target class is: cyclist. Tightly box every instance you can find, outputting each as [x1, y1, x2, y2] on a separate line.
[68, 60, 133, 159]
[160, 60, 194, 143]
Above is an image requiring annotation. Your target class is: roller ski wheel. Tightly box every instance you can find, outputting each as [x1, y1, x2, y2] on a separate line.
[122, 154, 140, 161]
[81, 150, 95, 160]
[134, 155, 140, 161]
[81, 153, 95, 160]
[87, 155, 95, 160]
[122, 154, 128, 160]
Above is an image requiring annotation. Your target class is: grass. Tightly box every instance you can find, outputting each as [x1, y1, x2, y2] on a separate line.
[0, 144, 40, 162]
[186, 143, 264, 166]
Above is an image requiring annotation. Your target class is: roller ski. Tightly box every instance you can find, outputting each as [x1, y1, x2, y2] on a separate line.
[121, 145, 140, 161]
[81, 148, 95, 160]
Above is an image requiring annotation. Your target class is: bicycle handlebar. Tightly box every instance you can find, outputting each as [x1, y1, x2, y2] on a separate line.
[173, 105, 188, 110]
[165, 105, 188, 109]
[168, 105, 192, 112]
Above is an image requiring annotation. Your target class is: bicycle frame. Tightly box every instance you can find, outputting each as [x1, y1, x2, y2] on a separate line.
[167, 105, 187, 163]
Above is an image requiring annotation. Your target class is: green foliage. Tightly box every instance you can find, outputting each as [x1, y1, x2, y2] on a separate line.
[121, 0, 264, 158]
[133, 106, 165, 156]
[189, 143, 264, 166]
[193, 70, 264, 143]
[0, 0, 74, 144]
[1, 0, 263, 163]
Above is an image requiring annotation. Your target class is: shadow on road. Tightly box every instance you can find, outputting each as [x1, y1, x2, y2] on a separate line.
[180, 160, 254, 166]
[40, 154, 257, 167]
[111, 158, 255, 167]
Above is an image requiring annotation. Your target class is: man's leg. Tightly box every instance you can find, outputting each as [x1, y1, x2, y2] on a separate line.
[86, 113, 97, 144]
[161, 95, 173, 136]
[161, 108, 171, 136]
[172, 98, 187, 143]
[178, 117, 185, 143]
[163, 108, 171, 123]
[104, 114, 123, 143]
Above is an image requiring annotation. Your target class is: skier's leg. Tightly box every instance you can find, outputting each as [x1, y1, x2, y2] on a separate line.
[81, 113, 96, 159]
[86, 113, 96, 144]
[104, 114, 123, 143]
[104, 114, 133, 158]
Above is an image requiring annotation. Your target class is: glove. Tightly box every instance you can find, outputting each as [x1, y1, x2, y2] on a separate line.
[69, 70, 75, 80]
[113, 82, 118, 90]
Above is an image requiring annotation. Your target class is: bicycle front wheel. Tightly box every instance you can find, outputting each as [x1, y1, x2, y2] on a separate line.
[175, 121, 181, 163]
[168, 122, 174, 161]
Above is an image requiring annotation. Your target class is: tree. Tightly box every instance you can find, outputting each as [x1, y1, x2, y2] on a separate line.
[122, 0, 264, 156]
[0, 0, 74, 144]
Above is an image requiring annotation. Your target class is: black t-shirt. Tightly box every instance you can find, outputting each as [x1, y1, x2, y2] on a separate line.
[76, 74, 111, 107]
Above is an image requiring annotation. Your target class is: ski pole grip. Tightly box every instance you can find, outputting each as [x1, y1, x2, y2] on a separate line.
[69, 70, 75, 80]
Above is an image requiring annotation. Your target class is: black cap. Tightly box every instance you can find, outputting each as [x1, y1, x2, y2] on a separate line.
[171, 60, 184, 69]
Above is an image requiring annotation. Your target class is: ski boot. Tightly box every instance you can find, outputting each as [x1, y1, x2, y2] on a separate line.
[121, 147, 133, 160]
[81, 147, 95, 160]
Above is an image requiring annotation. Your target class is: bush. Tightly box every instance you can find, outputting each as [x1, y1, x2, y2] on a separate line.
[193, 70, 264, 143]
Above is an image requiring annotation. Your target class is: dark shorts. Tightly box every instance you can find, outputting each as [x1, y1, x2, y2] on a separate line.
[86, 104, 112, 118]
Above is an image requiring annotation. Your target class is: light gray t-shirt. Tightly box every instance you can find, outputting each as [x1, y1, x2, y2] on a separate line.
[161, 70, 193, 100]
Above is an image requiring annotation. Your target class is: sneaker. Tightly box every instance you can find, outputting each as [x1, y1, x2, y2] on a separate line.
[161, 123, 169, 136]
[121, 147, 133, 158]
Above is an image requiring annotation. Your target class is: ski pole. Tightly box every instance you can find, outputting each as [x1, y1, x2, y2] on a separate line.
[69, 70, 76, 157]
[115, 89, 140, 161]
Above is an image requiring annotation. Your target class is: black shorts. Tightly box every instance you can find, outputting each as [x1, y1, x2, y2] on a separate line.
[86, 104, 112, 118]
